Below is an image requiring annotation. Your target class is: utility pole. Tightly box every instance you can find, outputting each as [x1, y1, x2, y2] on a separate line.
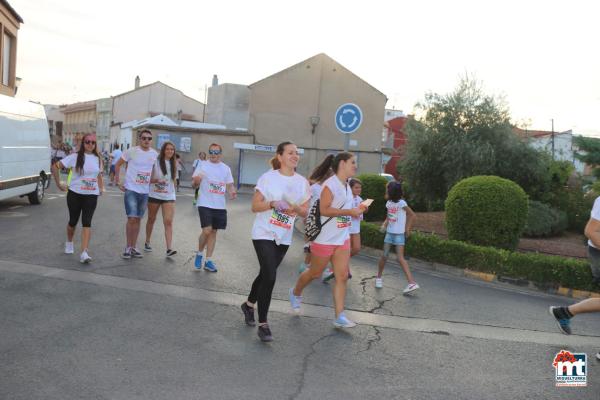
[551, 118, 555, 160]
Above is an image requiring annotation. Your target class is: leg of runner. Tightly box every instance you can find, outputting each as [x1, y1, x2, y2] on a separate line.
[204, 229, 218, 271]
[397, 244, 419, 294]
[290, 255, 330, 312]
[330, 245, 355, 327]
[145, 202, 160, 251]
[195, 226, 212, 270]
[78, 194, 97, 263]
[245, 240, 289, 341]
[162, 202, 175, 255]
[550, 298, 600, 335]
[65, 191, 81, 254]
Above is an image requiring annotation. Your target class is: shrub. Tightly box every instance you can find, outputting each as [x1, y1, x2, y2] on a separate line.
[445, 176, 528, 250]
[355, 174, 388, 222]
[523, 200, 568, 237]
[360, 222, 596, 291]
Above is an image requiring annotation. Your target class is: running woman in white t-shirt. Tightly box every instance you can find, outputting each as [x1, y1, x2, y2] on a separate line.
[51, 133, 105, 263]
[191, 143, 237, 272]
[298, 167, 333, 275]
[290, 153, 367, 328]
[114, 129, 159, 259]
[144, 141, 178, 258]
[241, 142, 310, 342]
[377, 181, 418, 293]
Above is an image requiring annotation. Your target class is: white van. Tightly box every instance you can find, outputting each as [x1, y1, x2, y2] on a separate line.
[0, 94, 51, 204]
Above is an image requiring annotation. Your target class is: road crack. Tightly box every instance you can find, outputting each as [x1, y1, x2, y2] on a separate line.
[289, 332, 337, 400]
[357, 325, 382, 354]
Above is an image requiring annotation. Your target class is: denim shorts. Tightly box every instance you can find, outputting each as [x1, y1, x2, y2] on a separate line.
[384, 232, 405, 246]
[124, 190, 149, 218]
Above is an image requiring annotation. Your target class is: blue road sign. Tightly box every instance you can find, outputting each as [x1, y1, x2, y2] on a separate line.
[335, 103, 363, 134]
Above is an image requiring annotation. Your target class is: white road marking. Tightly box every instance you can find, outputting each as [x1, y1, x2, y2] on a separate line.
[0, 259, 598, 347]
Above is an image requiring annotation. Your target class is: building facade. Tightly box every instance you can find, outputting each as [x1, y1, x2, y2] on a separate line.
[61, 100, 96, 147]
[206, 79, 249, 130]
[247, 53, 387, 181]
[0, 0, 22, 97]
[43, 104, 64, 146]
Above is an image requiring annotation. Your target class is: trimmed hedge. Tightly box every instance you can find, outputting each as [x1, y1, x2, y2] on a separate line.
[360, 222, 595, 291]
[355, 173, 388, 222]
[523, 200, 568, 237]
[446, 176, 528, 250]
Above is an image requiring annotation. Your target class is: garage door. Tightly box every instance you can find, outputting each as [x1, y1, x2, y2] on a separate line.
[239, 151, 273, 185]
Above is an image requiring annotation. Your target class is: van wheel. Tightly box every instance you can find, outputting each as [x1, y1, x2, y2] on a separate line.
[28, 179, 45, 205]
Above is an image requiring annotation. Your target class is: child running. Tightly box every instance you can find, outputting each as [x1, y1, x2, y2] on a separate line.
[242, 141, 310, 342]
[348, 178, 364, 278]
[377, 181, 419, 293]
[290, 152, 366, 328]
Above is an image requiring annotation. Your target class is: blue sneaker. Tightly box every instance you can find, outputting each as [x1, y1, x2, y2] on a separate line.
[204, 260, 218, 272]
[333, 312, 357, 328]
[194, 254, 203, 270]
[549, 306, 572, 335]
[289, 288, 302, 313]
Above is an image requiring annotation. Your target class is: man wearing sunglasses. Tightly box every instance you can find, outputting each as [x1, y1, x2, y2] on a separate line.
[114, 129, 159, 259]
[191, 143, 237, 272]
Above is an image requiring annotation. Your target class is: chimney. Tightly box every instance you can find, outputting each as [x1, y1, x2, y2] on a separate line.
[212, 74, 218, 87]
[135, 75, 140, 89]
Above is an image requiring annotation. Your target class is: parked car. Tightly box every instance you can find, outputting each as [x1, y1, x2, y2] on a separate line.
[0, 94, 51, 204]
[379, 173, 395, 182]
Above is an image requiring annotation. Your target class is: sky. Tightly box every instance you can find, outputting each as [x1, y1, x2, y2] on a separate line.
[9, 0, 600, 136]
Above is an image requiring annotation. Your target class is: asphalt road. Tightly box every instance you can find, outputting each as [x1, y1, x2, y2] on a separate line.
[1, 185, 599, 399]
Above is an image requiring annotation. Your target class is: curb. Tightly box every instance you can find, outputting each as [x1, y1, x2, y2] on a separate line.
[357, 246, 600, 301]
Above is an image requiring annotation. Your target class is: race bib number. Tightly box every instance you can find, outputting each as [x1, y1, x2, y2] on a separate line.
[336, 215, 351, 228]
[269, 209, 293, 230]
[387, 206, 399, 223]
[208, 181, 226, 195]
[136, 172, 151, 185]
[80, 178, 98, 191]
[154, 182, 168, 193]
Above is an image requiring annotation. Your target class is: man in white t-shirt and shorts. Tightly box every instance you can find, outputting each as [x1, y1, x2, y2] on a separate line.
[549, 195, 600, 361]
[191, 143, 236, 272]
[114, 129, 159, 259]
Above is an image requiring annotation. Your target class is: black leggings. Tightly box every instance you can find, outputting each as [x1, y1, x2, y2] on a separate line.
[248, 240, 289, 323]
[67, 190, 98, 228]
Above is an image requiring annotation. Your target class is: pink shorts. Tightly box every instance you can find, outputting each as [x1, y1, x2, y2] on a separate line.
[311, 239, 351, 258]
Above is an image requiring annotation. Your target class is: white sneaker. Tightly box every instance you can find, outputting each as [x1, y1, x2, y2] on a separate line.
[403, 282, 420, 294]
[80, 250, 92, 264]
[375, 278, 383, 289]
[321, 268, 335, 283]
[65, 242, 74, 254]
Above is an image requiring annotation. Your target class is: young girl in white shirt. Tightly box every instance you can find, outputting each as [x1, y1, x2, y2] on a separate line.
[377, 181, 419, 293]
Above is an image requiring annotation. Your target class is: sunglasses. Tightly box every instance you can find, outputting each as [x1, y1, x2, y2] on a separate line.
[208, 149, 222, 155]
[84, 140, 96, 145]
[140, 136, 153, 141]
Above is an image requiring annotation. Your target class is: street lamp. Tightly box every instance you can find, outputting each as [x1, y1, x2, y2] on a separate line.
[310, 116, 320, 134]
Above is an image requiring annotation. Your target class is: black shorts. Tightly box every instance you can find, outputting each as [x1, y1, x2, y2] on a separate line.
[148, 197, 175, 204]
[198, 206, 227, 230]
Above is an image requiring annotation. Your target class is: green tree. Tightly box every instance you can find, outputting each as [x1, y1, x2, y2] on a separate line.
[574, 136, 600, 178]
[399, 77, 550, 207]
